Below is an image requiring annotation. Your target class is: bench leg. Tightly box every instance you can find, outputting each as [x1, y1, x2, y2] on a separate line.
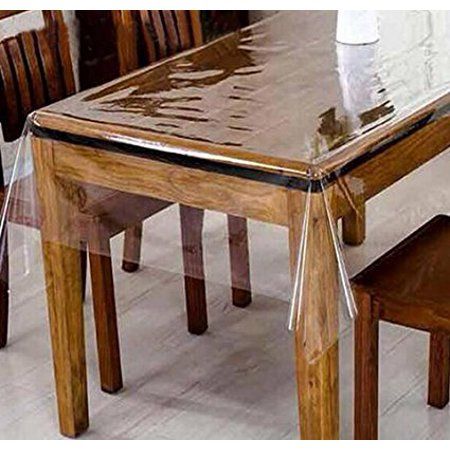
[428, 332, 450, 409]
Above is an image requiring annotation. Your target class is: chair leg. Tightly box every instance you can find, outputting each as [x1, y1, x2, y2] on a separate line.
[354, 289, 379, 440]
[0, 234, 9, 349]
[343, 202, 366, 246]
[88, 229, 123, 393]
[179, 205, 207, 335]
[428, 332, 450, 409]
[122, 223, 143, 273]
[227, 215, 251, 308]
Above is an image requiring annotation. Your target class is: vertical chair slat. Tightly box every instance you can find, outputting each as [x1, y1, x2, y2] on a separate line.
[52, 11, 76, 96]
[0, 43, 20, 140]
[34, 28, 64, 103]
[150, 11, 168, 58]
[112, 10, 139, 75]
[161, 11, 180, 54]
[138, 11, 157, 64]
[174, 11, 193, 50]
[41, 11, 75, 97]
[19, 32, 46, 109]
[189, 11, 203, 47]
[6, 38, 33, 122]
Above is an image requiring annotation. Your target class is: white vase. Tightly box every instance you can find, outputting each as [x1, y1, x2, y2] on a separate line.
[336, 10, 379, 45]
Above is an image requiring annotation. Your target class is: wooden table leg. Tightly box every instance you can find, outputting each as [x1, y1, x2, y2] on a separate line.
[32, 137, 89, 437]
[288, 189, 339, 440]
[342, 202, 366, 246]
[122, 223, 143, 272]
[428, 331, 450, 409]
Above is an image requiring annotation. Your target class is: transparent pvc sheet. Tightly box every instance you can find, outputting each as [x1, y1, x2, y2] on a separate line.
[3, 122, 450, 439]
[0, 125, 41, 300]
[1, 10, 450, 440]
[288, 176, 357, 365]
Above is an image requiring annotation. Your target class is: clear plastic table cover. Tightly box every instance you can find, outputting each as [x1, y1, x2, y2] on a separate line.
[1, 11, 450, 409]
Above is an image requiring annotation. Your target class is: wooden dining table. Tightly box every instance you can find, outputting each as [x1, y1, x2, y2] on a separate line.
[28, 11, 450, 438]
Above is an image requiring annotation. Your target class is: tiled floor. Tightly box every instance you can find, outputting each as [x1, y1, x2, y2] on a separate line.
[1, 149, 450, 439]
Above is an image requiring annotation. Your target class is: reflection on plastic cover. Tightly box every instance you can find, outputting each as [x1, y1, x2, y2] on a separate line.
[1, 11, 450, 368]
[42, 10, 450, 165]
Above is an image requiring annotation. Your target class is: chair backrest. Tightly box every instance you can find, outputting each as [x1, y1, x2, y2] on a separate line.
[0, 11, 75, 141]
[112, 10, 203, 76]
[0, 11, 25, 20]
[201, 11, 249, 42]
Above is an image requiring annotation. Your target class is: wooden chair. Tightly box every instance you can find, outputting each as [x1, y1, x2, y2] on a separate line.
[352, 215, 450, 439]
[0, 11, 25, 20]
[112, 10, 253, 325]
[0, 11, 192, 394]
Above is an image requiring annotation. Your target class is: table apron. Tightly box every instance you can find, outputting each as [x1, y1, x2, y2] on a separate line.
[47, 116, 450, 229]
[51, 140, 289, 226]
[335, 119, 450, 218]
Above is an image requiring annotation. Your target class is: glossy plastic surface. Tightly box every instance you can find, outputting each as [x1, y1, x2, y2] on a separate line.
[34, 10, 450, 178]
[1, 14, 450, 426]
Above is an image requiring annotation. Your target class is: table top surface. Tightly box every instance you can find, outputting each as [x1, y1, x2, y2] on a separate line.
[33, 11, 450, 181]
